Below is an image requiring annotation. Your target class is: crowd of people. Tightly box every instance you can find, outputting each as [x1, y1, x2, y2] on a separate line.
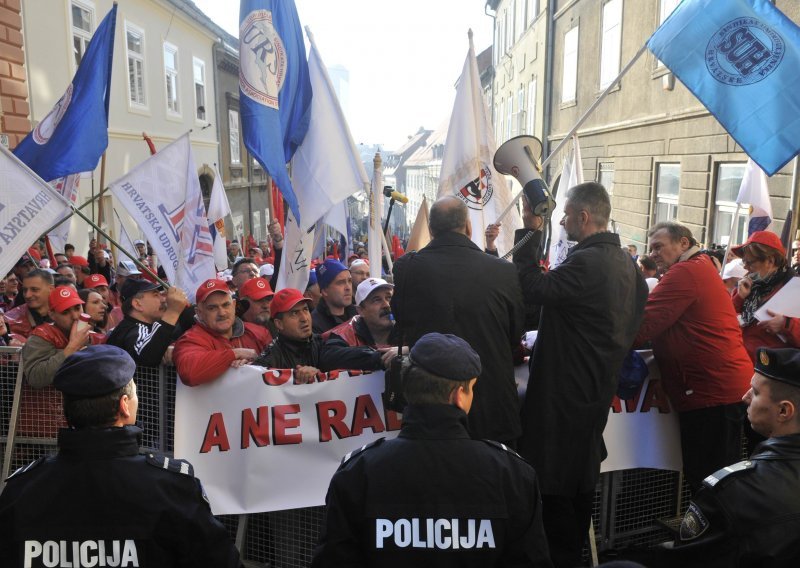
[1, 183, 800, 566]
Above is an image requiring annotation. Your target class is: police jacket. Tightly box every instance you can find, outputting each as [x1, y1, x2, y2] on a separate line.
[254, 333, 384, 372]
[312, 404, 553, 568]
[0, 425, 241, 567]
[669, 433, 800, 567]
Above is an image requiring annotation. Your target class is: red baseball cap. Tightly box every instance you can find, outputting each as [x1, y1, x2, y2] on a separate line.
[195, 279, 233, 304]
[270, 288, 311, 316]
[49, 286, 84, 313]
[70, 255, 89, 268]
[83, 274, 109, 289]
[239, 277, 275, 301]
[731, 231, 785, 258]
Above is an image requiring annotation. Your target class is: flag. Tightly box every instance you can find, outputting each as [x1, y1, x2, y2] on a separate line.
[13, 5, 116, 181]
[368, 160, 383, 278]
[291, 28, 369, 232]
[407, 196, 431, 252]
[113, 209, 138, 261]
[0, 146, 71, 278]
[108, 135, 216, 302]
[46, 174, 81, 254]
[207, 168, 233, 270]
[549, 135, 584, 267]
[239, 0, 311, 225]
[736, 158, 773, 236]
[438, 31, 521, 255]
[647, 0, 800, 176]
[275, 211, 315, 292]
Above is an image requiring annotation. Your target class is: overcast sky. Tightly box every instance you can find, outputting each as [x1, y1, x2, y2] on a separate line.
[192, 0, 494, 150]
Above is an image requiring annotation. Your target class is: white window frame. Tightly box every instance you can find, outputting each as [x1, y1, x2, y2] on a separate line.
[516, 85, 525, 136]
[598, 162, 615, 196]
[163, 42, 180, 116]
[527, 77, 537, 135]
[657, 0, 681, 67]
[193, 57, 207, 122]
[229, 109, 241, 165]
[70, 1, 94, 69]
[125, 22, 147, 109]
[600, 0, 623, 89]
[506, 93, 513, 140]
[516, 0, 524, 41]
[561, 25, 579, 104]
[713, 163, 748, 246]
[527, 0, 539, 26]
[654, 163, 680, 223]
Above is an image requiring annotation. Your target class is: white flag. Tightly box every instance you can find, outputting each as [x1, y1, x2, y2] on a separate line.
[47, 173, 81, 254]
[207, 167, 232, 271]
[323, 200, 348, 245]
[437, 31, 520, 255]
[113, 209, 138, 262]
[276, 211, 316, 292]
[292, 28, 369, 233]
[550, 135, 584, 267]
[368, 162, 383, 278]
[406, 196, 432, 252]
[736, 158, 772, 237]
[0, 146, 71, 278]
[108, 134, 215, 302]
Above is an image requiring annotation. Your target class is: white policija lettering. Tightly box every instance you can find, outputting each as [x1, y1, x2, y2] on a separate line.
[375, 518, 495, 549]
[24, 539, 139, 567]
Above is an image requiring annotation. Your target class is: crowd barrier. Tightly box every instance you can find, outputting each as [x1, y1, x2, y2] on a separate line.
[0, 346, 690, 567]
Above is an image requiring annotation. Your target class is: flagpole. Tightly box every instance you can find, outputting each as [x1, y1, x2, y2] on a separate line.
[42, 189, 106, 235]
[495, 42, 649, 225]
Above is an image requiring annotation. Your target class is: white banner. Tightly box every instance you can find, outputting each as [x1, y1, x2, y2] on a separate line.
[174, 367, 401, 515]
[275, 210, 316, 292]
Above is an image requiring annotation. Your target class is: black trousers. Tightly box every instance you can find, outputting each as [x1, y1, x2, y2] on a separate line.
[679, 402, 746, 494]
[541, 492, 594, 568]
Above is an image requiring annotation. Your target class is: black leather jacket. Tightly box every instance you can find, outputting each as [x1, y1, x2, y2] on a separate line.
[254, 333, 384, 372]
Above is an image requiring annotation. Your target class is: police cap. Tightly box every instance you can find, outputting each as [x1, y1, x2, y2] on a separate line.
[54, 345, 136, 397]
[755, 347, 800, 388]
[409, 333, 481, 381]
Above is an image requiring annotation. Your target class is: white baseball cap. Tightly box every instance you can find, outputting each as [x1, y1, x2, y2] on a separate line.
[722, 258, 747, 280]
[116, 259, 142, 277]
[355, 277, 393, 305]
[259, 263, 275, 277]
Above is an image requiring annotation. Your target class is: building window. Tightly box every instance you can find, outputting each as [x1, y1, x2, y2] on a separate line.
[516, 86, 525, 136]
[600, 0, 623, 89]
[506, 93, 513, 140]
[164, 43, 180, 114]
[657, 0, 681, 67]
[713, 163, 748, 247]
[495, 20, 502, 65]
[229, 109, 241, 164]
[527, 0, 539, 26]
[562, 26, 579, 103]
[516, 0, 525, 40]
[504, 9, 511, 53]
[527, 77, 537, 135]
[71, 2, 94, 67]
[654, 163, 680, 222]
[193, 58, 207, 121]
[599, 162, 615, 195]
[125, 24, 146, 107]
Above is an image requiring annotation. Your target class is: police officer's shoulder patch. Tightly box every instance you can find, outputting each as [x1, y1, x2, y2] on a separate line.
[340, 437, 385, 466]
[145, 453, 195, 477]
[702, 460, 755, 488]
[679, 502, 710, 541]
[5, 456, 46, 481]
[481, 439, 527, 462]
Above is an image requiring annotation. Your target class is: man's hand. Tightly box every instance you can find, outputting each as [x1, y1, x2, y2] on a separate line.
[294, 365, 320, 384]
[757, 309, 787, 335]
[165, 287, 188, 313]
[230, 348, 256, 368]
[521, 199, 544, 231]
[64, 321, 91, 356]
[93, 249, 107, 266]
[737, 276, 753, 300]
[485, 223, 500, 252]
[379, 346, 408, 368]
[161, 345, 175, 366]
[268, 219, 284, 251]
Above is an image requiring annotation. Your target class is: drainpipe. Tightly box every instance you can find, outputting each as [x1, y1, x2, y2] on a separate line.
[541, 0, 556, 180]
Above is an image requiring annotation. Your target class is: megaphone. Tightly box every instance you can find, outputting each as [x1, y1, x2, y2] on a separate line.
[494, 135, 555, 217]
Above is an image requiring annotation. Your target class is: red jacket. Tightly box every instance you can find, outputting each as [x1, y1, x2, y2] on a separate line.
[4, 304, 42, 343]
[173, 318, 270, 386]
[635, 254, 752, 413]
[731, 276, 800, 363]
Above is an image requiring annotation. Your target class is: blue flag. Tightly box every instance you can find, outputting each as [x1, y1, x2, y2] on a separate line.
[13, 4, 116, 181]
[647, 0, 800, 176]
[239, 0, 312, 225]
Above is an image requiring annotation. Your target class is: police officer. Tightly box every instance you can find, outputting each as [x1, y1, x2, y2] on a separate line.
[665, 347, 800, 567]
[312, 333, 552, 567]
[0, 345, 241, 567]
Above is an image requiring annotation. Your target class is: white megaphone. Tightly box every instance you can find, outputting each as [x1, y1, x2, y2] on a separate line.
[493, 135, 555, 217]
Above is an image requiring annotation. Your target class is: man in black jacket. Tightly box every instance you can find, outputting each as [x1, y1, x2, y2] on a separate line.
[312, 259, 357, 334]
[392, 196, 525, 446]
[513, 182, 647, 567]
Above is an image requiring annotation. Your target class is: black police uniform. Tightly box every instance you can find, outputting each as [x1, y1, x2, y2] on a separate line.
[312, 404, 553, 567]
[0, 425, 241, 567]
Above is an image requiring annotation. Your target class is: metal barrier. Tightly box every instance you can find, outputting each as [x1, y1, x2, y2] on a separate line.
[0, 347, 687, 566]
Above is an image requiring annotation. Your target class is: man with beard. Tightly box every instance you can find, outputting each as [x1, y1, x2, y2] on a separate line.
[174, 279, 271, 386]
[237, 276, 276, 336]
[312, 260, 357, 334]
[324, 278, 395, 348]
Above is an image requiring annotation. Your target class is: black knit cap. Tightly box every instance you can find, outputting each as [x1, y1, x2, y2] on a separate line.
[409, 333, 481, 381]
[54, 345, 136, 397]
[755, 347, 800, 387]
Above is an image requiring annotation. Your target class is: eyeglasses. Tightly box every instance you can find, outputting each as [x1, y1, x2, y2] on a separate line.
[236, 268, 259, 277]
[741, 256, 764, 268]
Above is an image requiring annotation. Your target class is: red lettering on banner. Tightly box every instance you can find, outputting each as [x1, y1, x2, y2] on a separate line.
[317, 370, 340, 382]
[273, 404, 303, 445]
[262, 369, 293, 386]
[242, 406, 271, 449]
[610, 397, 622, 414]
[385, 409, 403, 431]
[200, 412, 231, 453]
[640, 379, 671, 414]
[316, 400, 352, 442]
[351, 394, 386, 436]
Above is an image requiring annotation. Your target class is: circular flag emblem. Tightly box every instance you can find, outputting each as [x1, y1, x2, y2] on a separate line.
[705, 18, 784, 86]
[457, 166, 494, 211]
[33, 84, 74, 145]
[239, 10, 287, 109]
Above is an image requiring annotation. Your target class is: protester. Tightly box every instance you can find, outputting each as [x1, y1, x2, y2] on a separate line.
[662, 347, 800, 567]
[513, 182, 647, 567]
[304, 271, 322, 310]
[110, 259, 142, 306]
[4, 269, 54, 342]
[69, 255, 90, 287]
[638, 255, 658, 278]
[105, 279, 189, 367]
[55, 264, 77, 285]
[227, 240, 242, 267]
[348, 259, 370, 292]
[78, 288, 109, 334]
[312, 259, 357, 334]
[792, 240, 800, 272]
[312, 333, 553, 568]
[173, 279, 270, 386]
[0, 345, 242, 567]
[721, 257, 747, 293]
[634, 222, 752, 493]
[324, 278, 395, 348]
[0, 273, 19, 311]
[231, 257, 259, 291]
[730, 230, 800, 361]
[237, 276, 276, 336]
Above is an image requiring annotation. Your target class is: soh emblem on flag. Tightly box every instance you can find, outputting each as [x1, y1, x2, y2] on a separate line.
[647, 0, 800, 176]
[239, 0, 311, 226]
